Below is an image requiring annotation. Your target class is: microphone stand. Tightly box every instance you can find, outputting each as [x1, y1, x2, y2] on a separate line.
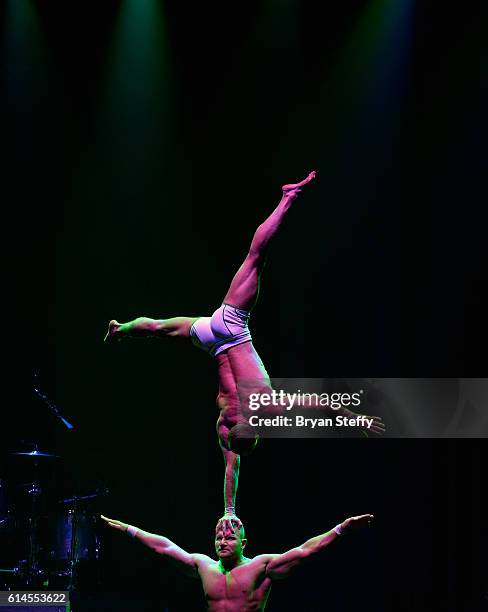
[32, 371, 75, 431]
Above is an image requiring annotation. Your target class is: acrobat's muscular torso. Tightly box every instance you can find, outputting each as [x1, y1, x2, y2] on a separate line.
[195, 554, 273, 612]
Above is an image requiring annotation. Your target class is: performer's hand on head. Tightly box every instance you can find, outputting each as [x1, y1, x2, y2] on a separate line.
[219, 511, 243, 533]
[101, 515, 129, 532]
[340, 514, 374, 533]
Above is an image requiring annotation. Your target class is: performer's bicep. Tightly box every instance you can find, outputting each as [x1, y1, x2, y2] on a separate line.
[162, 544, 200, 578]
[265, 547, 307, 579]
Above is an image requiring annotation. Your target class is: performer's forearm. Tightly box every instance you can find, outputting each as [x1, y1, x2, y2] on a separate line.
[301, 529, 339, 556]
[320, 404, 356, 419]
[223, 450, 240, 514]
[130, 527, 176, 554]
[300, 515, 372, 558]
[265, 523, 342, 579]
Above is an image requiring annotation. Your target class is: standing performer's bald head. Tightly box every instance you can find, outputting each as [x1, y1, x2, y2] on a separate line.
[215, 517, 247, 565]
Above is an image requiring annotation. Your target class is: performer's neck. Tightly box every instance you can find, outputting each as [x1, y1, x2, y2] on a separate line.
[219, 555, 245, 572]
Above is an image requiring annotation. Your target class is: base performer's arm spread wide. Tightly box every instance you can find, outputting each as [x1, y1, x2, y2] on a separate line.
[265, 514, 374, 579]
[101, 515, 200, 578]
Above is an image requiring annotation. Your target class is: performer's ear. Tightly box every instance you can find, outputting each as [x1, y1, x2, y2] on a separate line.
[241, 538, 247, 550]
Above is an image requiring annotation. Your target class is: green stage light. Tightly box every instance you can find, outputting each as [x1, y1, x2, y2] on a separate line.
[4, 0, 50, 107]
[315, 0, 415, 198]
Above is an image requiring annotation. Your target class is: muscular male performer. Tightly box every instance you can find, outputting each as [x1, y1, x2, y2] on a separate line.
[104, 171, 384, 520]
[101, 512, 373, 611]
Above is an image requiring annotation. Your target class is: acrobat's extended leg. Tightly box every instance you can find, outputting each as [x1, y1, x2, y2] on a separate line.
[224, 171, 316, 311]
[104, 316, 198, 342]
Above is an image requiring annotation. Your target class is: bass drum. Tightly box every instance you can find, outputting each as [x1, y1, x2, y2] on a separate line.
[0, 479, 8, 526]
[0, 478, 20, 589]
[42, 508, 101, 564]
[0, 479, 16, 562]
[41, 508, 102, 590]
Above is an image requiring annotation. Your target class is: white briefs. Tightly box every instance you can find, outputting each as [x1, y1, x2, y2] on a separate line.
[190, 303, 252, 357]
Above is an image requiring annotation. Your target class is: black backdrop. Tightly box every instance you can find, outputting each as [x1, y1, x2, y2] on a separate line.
[3, 1, 487, 611]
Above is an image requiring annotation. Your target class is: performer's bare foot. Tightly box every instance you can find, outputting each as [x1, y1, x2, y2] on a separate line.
[104, 320, 121, 343]
[282, 170, 316, 196]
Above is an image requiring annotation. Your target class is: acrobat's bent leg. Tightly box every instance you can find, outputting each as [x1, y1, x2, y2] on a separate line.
[224, 171, 316, 311]
[104, 316, 198, 342]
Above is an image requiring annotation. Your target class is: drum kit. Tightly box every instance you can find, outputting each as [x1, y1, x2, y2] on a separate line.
[0, 446, 107, 592]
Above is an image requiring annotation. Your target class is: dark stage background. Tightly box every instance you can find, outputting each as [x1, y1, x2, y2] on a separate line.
[3, 1, 487, 611]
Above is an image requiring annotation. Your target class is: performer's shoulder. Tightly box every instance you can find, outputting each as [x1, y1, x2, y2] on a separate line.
[193, 553, 217, 568]
[247, 553, 279, 567]
[252, 553, 278, 560]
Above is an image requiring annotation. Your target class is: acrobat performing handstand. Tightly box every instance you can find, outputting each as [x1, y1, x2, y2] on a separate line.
[104, 171, 385, 523]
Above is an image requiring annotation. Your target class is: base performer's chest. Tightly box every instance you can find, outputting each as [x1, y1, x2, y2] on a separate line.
[201, 564, 270, 605]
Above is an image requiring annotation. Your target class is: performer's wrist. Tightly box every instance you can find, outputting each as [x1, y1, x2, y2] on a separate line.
[333, 523, 344, 536]
[225, 507, 235, 516]
[127, 525, 139, 538]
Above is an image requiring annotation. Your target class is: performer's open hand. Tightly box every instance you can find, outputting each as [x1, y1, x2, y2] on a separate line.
[341, 514, 374, 532]
[342, 408, 385, 436]
[361, 414, 386, 436]
[219, 512, 243, 534]
[101, 515, 129, 532]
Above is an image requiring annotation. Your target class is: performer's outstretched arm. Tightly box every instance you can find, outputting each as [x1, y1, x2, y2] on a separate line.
[101, 515, 200, 577]
[257, 396, 385, 436]
[295, 400, 386, 436]
[265, 514, 374, 579]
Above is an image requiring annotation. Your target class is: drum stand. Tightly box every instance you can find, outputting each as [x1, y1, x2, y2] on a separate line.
[24, 480, 44, 587]
[66, 499, 79, 592]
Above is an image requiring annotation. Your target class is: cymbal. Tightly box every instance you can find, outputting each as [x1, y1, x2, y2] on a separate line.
[60, 489, 109, 504]
[11, 451, 60, 459]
